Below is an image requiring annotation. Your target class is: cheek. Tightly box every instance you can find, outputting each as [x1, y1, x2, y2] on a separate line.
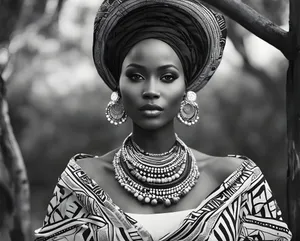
[119, 79, 139, 109]
[165, 82, 185, 109]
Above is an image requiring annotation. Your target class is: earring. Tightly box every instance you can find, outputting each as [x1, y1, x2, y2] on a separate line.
[106, 91, 127, 125]
[177, 91, 199, 126]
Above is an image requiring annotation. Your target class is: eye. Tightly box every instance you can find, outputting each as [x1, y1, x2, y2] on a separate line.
[161, 74, 177, 83]
[128, 73, 144, 81]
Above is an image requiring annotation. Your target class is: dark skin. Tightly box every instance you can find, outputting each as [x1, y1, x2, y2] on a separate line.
[78, 39, 244, 214]
[79, 150, 243, 214]
[119, 39, 186, 153]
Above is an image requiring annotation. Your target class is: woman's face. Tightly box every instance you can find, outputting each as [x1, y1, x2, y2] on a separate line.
[119, 38, 186, 130]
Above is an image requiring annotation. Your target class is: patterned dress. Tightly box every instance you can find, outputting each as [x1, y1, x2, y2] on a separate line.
[35, 154, 292, 241]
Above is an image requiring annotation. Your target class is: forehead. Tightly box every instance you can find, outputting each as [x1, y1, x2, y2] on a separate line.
[124, 39, 182, 67]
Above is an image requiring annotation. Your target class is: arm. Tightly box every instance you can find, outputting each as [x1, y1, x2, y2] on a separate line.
[239, 167, 292, 240]
[34, 181, 108, 241]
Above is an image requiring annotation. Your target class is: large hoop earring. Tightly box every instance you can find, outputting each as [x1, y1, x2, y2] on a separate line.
[177, 91, 199, 126]
[106, 91, 127, 125]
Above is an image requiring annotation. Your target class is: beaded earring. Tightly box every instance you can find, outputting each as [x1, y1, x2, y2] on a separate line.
[177, 91, 199, 126]
[106, 91, 127, 125]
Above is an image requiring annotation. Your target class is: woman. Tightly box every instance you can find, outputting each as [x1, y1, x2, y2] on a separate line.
[35, 0, 292, 240]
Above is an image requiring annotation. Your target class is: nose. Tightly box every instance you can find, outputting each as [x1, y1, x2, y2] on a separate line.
[142, 78, 160, 99]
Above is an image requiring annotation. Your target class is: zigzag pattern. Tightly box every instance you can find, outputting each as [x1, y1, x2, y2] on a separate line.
[35, 154, 292, 241]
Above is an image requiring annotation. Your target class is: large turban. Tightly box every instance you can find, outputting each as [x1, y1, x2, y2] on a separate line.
[93, 0, 227, 92]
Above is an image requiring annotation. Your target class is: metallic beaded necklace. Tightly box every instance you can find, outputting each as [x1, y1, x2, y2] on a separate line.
[113, 133, 200, 206]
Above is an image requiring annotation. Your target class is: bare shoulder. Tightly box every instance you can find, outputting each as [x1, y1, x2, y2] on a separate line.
[76, 148, 120, 183]
[78, 148, 119, 166]
[190, 148, 245, 182]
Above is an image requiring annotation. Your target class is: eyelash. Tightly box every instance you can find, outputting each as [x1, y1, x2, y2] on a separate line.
[161, 74, 176, 82]
[127, 73, 177, 83]
[128, 73, 144, 81]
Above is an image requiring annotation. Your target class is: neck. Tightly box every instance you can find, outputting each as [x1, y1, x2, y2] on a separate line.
[131, 122, 176, 154]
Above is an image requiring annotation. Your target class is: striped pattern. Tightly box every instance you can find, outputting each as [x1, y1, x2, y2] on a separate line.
[93, 0, 227, 92]
[35, 154, 292, 241]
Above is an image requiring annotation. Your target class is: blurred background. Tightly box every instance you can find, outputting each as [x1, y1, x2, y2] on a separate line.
[2, 0, 290, 233]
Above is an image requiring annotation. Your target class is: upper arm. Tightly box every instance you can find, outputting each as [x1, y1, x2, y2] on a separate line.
[34, 165, 109, 240]
[239, 163, 292, 240]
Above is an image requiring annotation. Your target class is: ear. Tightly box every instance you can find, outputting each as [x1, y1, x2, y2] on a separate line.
[116, 87, 122, 97]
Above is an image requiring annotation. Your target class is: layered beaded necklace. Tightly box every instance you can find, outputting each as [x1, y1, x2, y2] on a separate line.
[113, 133, 200, 206]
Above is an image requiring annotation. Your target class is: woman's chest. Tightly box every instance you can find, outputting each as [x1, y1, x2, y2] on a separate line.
[94, 161, 222, 214]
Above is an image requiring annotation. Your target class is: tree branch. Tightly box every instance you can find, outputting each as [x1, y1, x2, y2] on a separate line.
[0, 74, 31, 241]
[200, 0, 293, 60]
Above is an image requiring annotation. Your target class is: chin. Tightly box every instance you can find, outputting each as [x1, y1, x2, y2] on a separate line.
[134, 118, 173, 131]
[137, 122, 164, 131]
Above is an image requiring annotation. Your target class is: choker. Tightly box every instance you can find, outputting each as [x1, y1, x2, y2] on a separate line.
[113, 133, 200, 206]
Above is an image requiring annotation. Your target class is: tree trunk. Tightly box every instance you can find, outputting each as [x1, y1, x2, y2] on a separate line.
[0, 0, 31, 240]
[199, 0, 299, 239]
[287, 0, 300, 239]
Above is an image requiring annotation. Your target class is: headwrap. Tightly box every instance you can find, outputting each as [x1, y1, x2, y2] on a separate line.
[93, 0, 227, 92]
[105, 5, 208, 86]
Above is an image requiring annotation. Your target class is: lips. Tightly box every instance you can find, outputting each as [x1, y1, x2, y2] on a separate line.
[139, 104, 163, 117]
[139, 104, 163, 111]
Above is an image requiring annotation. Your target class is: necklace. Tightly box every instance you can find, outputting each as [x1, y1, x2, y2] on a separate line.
[113, 133, 200, 206]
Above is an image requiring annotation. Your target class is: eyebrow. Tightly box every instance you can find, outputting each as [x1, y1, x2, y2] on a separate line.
[126, 63, 179, 71]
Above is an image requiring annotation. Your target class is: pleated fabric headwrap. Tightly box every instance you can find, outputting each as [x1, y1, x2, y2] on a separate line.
[93, 0, 227, 92]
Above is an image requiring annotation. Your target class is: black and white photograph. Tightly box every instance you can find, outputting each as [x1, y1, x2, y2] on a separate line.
[0, 0, 298, 240]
